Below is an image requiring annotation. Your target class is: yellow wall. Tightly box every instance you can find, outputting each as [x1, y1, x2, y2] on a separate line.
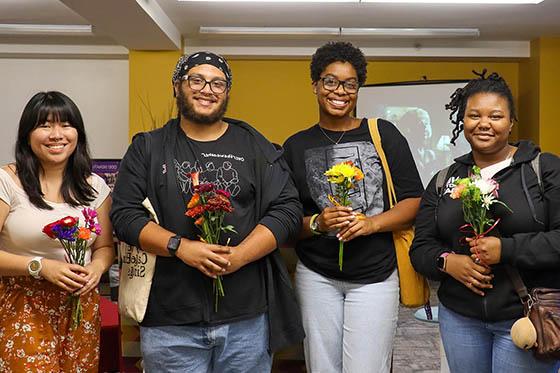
[518, 40, 541, 144]
[538, 38, 560, 154]
[227, 59, 519, 145]
[128, 54, 521, 147]
[129, 50, 181, 140]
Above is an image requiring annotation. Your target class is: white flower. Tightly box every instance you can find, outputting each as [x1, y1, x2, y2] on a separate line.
[482, 194, 495, 209]
[16, 349, 25, 358]
[22, 324, 31, 332]
[474, 178, 497, 195]
[6, 340, 14, 349]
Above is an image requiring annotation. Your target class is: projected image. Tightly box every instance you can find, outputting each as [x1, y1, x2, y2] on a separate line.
[356, 82, 471, 186]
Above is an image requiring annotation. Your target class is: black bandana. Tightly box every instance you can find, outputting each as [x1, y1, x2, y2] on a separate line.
[172, 51, 232, 86]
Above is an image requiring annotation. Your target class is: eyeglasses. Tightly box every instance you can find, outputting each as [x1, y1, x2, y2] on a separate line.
[319, 76, 359, 94]
[182, 75, 229, 94]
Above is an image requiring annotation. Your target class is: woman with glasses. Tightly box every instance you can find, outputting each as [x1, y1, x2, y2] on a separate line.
[283, 41, 423, 372]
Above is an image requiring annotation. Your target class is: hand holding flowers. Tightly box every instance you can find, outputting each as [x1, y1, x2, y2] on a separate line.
[186, 172, 237, 312]
[42, 208, 101, 330]
[324, 161, 365, 271]
[446, 165, 511, 295]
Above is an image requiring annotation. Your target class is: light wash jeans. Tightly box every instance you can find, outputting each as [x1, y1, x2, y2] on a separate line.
[295, 261, 399, 373]
[439, 303, 558, 373]
[139, 313, 271, 373]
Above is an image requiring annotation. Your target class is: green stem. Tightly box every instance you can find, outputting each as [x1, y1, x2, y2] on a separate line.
[339, 241, 344, 271]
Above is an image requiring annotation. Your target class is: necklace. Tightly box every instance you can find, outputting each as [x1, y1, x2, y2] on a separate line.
[318, 125, 346, 145]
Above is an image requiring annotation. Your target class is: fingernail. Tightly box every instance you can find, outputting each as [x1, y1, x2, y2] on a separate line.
[336, 234, 340, 238]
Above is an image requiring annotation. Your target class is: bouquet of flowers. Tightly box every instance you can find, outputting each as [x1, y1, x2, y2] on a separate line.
[324, 161, 365, 271]
[42, 208, 101, 330]
[449, 166, 511, 262]
[186, 172, 237, 312]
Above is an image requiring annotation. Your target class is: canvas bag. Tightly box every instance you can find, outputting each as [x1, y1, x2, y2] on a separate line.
[368, 118, 430, 307]
[118, 198, 158, 323]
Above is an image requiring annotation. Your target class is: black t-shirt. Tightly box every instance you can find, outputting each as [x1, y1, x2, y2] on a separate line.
[283, 118, 423, 283]
[169, 124, 266, 323]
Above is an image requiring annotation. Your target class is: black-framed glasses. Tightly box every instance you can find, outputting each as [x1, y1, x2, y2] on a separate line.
[319, 76, 359, 94]
[182, 75, 229, 94]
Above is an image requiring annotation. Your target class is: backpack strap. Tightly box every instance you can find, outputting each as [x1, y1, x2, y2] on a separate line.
[435, 165, 452, 197]
[522, 152, 545, 227]
[530, 152, 543, 194]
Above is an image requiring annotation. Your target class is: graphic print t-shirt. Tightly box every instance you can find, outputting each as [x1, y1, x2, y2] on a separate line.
[283, 118, 424, 283]
[173, 124, 266, 322]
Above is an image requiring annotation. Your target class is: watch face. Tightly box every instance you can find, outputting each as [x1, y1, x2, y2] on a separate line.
[168, 235, 181, 255]
[29, 260, 41, 272]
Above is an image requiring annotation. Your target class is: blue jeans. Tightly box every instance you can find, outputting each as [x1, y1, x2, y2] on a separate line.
[439, 304, 558, 373]
[295, 261, 399, 373]
[139, 313, 272, 373]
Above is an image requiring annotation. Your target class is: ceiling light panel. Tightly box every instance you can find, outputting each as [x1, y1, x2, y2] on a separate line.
[0, 23, 93, 36]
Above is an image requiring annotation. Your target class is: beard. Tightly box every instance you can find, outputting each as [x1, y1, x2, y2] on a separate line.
[176, 89, 229, 125]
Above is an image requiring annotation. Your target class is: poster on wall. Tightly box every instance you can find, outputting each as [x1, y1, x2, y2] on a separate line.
[92, 158, 142, 372]
[92, 159, 121, 191]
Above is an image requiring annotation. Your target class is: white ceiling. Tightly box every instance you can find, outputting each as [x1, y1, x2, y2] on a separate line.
[1, 0, 559, 53]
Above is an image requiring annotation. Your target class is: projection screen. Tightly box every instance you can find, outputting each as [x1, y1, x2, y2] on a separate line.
[356, 81, 471, 186]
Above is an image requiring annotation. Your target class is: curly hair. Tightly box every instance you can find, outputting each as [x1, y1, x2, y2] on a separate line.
[446, 69, 517, 145]
[310, 41, 367, 86]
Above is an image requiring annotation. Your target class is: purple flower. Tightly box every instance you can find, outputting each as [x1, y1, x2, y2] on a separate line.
[52, 225, 77, 242]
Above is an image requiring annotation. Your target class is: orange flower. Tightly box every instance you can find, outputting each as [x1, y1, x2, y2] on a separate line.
[354, 167, 364, 181]
[190, 172, 200, 187]
[186, 205, 205, 218]
[194, 216, 205, 226]
[450, 184, 466, 199]
[78, 227, 91, 240]
[187, 193, 200, 209]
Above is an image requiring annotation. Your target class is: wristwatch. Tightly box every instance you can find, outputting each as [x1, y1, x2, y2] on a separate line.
[27, 256, 43, 279]
[437, 252, 453, 272]
[309, 214, 323, 235]
[167, 235, 182, 256]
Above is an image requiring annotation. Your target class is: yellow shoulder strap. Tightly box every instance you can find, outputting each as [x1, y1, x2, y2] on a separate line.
[368, 118, 398, 208]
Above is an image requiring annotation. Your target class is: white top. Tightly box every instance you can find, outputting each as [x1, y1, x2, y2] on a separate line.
[480, 157, 513, 180]
[0, 168, 111, 263]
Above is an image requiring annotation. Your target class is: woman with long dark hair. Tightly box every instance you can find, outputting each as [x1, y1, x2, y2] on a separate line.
[0, 91, 115, 372]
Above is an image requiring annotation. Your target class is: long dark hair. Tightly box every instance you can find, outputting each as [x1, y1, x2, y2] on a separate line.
[15, 91, 95, 209]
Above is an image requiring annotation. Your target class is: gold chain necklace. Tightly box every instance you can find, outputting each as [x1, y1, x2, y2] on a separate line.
[318, 125, 346, 145]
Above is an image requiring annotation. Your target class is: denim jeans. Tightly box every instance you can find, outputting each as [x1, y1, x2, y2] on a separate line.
[139, 313, 271, 373]
[439, 303, 558, 373]
[295, 261, 399, 373]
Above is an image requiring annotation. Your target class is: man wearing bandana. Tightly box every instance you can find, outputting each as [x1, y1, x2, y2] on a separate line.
[111, 52, 304, 372]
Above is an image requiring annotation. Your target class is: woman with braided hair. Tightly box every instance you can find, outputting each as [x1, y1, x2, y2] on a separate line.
[410, 71, 560, 372]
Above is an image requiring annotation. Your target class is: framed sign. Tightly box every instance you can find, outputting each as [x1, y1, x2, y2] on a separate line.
[92, 159, 121, 191]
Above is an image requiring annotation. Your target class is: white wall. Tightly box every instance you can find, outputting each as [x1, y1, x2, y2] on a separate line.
[0, 58, 128, 165]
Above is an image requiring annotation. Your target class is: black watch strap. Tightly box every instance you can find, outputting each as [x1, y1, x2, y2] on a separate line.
[167, 235, 182, 256]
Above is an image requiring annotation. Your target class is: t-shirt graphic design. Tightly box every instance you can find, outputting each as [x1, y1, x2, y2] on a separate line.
[174, 157, 242, 197]
[304, 140, 384, 218]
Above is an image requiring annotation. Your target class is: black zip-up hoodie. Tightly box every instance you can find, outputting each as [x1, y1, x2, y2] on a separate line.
[110, 117, 304, 351]
[410, 141, 560, 321]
